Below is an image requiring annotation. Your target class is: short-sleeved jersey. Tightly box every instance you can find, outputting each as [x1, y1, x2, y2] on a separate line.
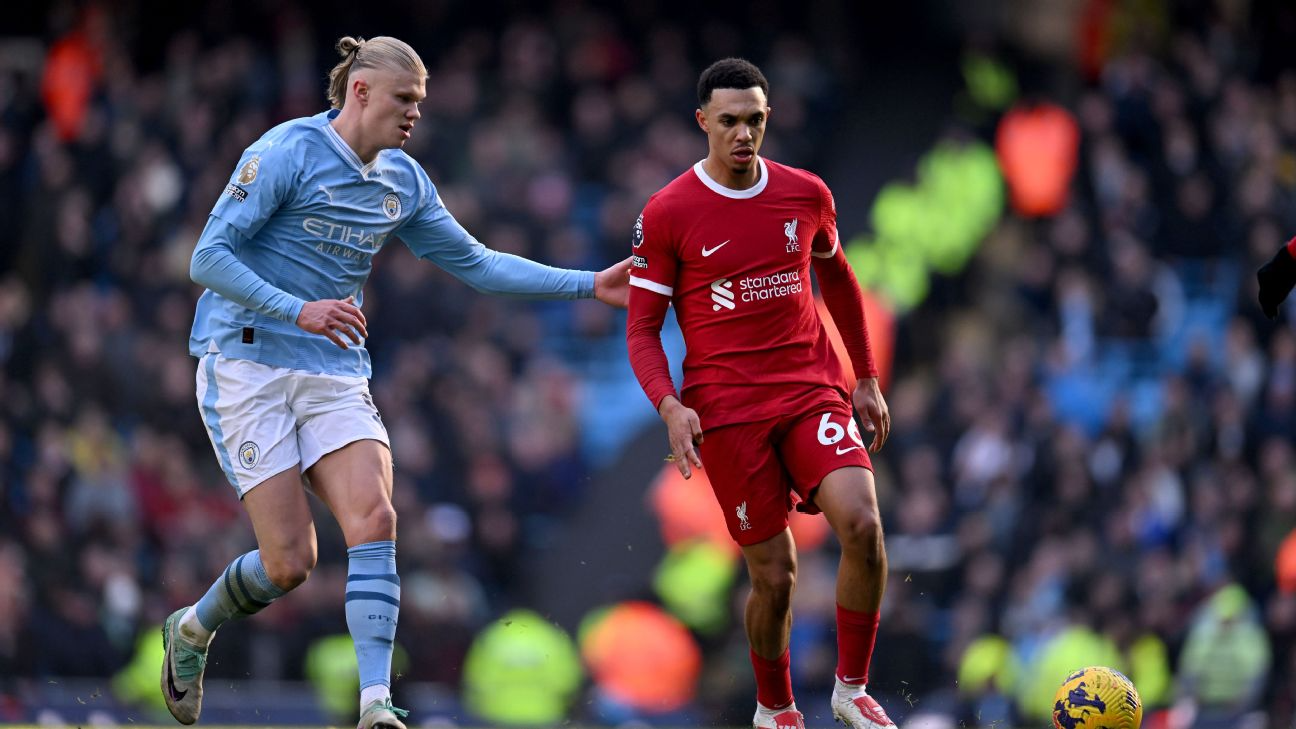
[629, 157, 848, 428]
[190, 109, 488, 376]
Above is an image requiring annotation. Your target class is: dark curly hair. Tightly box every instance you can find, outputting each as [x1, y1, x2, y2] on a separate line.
[696, 57, 769, 106]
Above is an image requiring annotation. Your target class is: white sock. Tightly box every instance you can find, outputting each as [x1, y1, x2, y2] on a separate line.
[178, 606, 214, 646]
[360, 684, 390, 710]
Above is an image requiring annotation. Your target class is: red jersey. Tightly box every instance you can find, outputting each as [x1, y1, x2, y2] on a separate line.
[627, 157, 877, 429]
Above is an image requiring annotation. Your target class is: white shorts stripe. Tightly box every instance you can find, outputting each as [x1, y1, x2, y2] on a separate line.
[630, 276, 674, 297]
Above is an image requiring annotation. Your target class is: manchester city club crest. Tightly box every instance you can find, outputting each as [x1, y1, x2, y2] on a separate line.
[238, 441, 260, 469]
[382, 192, 401, 220]
[238, 156, 260, 184]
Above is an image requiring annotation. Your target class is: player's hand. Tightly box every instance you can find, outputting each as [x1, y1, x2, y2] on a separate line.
[1258, 242, 1296, 319]
[296, 296, 368, 349]
[593, 257, 632, 309]
[852, 377, 890, 453]
[659, 395, 703, 479]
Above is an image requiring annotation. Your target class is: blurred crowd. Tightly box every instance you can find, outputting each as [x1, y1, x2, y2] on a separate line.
[835, 3, 1296, 728]
[4, 0, 1296, 727]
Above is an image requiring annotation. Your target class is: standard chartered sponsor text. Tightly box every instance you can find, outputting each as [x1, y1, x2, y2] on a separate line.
[738, 270, 802, 302]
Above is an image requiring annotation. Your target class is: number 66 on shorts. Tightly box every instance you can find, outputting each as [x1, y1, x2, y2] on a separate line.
[815, 411, 866, 453]
[698, 399, 872, 544]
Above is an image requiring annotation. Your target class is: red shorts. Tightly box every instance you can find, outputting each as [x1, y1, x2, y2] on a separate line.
[698, 397, 872, 546]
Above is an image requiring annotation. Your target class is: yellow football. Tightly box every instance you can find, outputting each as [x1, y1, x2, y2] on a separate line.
[1052, 666, 1143, 729]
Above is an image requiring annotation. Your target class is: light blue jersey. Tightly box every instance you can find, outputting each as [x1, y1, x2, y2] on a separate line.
[189, 109, 595, 377]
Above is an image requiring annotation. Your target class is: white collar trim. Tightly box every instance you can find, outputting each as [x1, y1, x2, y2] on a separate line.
[323, 121, 381, 177]
[692, 157, 769, 199]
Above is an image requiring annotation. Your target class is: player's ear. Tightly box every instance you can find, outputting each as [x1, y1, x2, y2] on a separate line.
[695, 108, 708, 133]
[353, 77, 370, 106]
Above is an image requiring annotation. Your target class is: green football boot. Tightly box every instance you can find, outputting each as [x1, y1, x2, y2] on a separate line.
[357, 697, 409, 729]
[160, 607, 209, 725]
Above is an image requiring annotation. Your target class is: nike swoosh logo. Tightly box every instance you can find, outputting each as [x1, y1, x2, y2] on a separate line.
[701, 240, 730, 257]
[835, 446, 861, 455]
[842, 674, 867, 683]
[167, 659, 188, 701]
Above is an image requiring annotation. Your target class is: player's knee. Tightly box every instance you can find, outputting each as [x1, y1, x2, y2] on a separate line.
[836, 510, 885, 562]
[376, 506, 398, 539]
[360, 503, 397, 542]
[750, 562, 797, 601]
[264, 543, 317, 590]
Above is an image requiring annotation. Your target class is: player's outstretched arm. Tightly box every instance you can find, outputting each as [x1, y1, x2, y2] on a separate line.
[401, 168, 626, 306]
[851, 377, 890, 454]
[593, 257, 632, 308]
[1258, 237, 1296, 319]
[401, 197, 605, 302]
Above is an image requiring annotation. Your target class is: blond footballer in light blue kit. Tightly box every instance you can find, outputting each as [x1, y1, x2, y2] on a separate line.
[163, 36, 629, 729]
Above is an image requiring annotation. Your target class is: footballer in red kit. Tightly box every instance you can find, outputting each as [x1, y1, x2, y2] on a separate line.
[630, 155, 860, 434]
[626, 59, 896, 729]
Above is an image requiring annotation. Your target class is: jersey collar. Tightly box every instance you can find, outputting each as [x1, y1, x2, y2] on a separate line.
[692, 157, 769, 199]
[321, 110, 382, 178]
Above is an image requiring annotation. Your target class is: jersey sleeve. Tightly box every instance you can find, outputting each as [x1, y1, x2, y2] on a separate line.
[628, 197, 678, 298]
[810, 176, 840, 259]
[626, 197, 680, 409]
[810, 179, 877, 380]
[398, 165, 593, 298]
[209, 137, 296, 240]
[395, 164, 475, 257]
[190, 217, 306, 323]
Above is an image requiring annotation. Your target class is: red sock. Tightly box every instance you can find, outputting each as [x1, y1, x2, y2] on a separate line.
[750, 647, 793, 709]
[836, 604, 880, 686]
